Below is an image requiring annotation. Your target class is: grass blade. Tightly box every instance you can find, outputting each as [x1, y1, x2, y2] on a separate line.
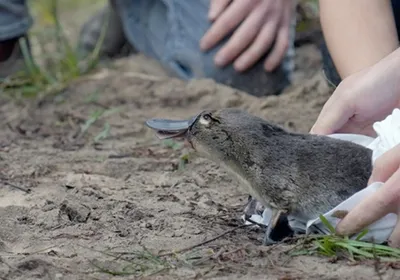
[319, 215, 336, 234]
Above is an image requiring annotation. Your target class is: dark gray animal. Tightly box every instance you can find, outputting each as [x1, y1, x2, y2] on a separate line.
[146, 108, 373, 244]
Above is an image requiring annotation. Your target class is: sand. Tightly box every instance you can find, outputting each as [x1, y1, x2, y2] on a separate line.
[1, 16, 399, 280]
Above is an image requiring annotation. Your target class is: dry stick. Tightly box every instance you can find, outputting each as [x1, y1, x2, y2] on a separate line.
[158, 224, 252, 257]
[321, 69, 338, 89]
[80, 69, 165, 83]
[2, 180, 31, 193]
[244, 216, 267, 229]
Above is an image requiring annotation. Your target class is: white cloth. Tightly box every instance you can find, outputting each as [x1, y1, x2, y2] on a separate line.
[244, 108, 400, 244]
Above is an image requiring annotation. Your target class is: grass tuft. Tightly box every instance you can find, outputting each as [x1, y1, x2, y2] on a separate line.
[79, 107, 120, 142]
[1, 0, 108, 100]
[288, 215, 400, 262]
[89, 248, 174, 277]
[87, 246, 220, 277]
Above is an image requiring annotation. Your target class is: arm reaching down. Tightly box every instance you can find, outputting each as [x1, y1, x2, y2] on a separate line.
[319, 0, 399, 79]
[311, 47, 400, 136]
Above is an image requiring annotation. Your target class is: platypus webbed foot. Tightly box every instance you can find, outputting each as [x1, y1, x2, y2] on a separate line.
[262, 209, 289, 246]
[263, 230, 278, 245]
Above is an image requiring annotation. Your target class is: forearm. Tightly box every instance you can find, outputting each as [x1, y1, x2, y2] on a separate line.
[319, 0, 399, 79]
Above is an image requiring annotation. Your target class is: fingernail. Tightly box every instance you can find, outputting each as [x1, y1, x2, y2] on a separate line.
[208, 11, 216, 21]
[234, 59, 247, 72]
[200, 39, 208, 51]
[309, 127, 327, 135]
[264, 62, 273, 72]
[215, 54, 227, 67]
[335, 226, 353, 237]
[334, 222, 345, 235]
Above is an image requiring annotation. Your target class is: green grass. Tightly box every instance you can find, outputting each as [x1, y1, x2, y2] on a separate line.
[89, 248, 175, 277]
[85, 215, 400, 278]
[85, 246, 217, 277]
[288, 215, 400, 262]
[161, 139, 192, 170]
[0, 0, 108, 99]
[79, 107, 120, 142]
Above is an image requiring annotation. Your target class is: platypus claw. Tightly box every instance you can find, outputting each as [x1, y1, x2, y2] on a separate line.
[263, 231, 278, 245]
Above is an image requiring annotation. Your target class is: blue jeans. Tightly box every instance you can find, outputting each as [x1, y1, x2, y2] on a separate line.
[113, 0, 296, 97]
[0, 0, 32, 40]
[0, 0, 295, 97]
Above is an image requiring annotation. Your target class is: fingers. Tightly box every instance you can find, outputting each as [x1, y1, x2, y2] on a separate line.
[202, 0, 293, 72]
[263, 3, 291, 72]
[335, 168, 400, 237]
[336, 122, 377, 137]
[234, 14, 279, 71]
[208, 0, 231, 21]
[309, 90, 341, 135]
[310, 99, 354, 135]
[214, 6, 267, 69]
[310, 85, 355, 135]
[368, 144, 400, 185]
[372, 146, 400, 248]
[389, 219, 400, 248]
[200, 1, 255, 52]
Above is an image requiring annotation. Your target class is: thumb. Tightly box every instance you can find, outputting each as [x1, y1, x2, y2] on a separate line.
[310, 90, 355, 135]
[208, 0, 231, 21]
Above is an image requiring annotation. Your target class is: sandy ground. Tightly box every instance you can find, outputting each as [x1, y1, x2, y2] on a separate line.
[2, 44, 400, 280]
[1, 3, 400, 280]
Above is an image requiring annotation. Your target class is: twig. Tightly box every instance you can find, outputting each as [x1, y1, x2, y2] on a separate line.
[244, 216, 267, 229]
[0, 256, 26, 279]
[108, 153, 134, 159]
[158, 224, 251, 257]
[1, 105, 29, 127]
[2, 180, 31, 193]
[80, 69, 165, 83]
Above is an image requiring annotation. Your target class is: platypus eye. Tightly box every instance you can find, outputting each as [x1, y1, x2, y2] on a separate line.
[199, 113, 212, 125]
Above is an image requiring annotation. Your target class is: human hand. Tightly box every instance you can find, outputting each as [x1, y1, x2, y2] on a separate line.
[310, 51, 400, 137]
[200, 0, 295, 72]
[335, 144, 400, 247]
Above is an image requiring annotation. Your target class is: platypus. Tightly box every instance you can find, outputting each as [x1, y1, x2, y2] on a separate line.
[146, 108, 373, 244]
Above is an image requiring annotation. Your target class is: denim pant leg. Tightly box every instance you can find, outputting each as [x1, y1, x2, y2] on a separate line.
[321, 0, 400, 88]
[114, 0, 296, 97]
[0, 0, 33, 40]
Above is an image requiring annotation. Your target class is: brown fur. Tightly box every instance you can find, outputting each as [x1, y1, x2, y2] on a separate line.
[186, 108, 373, 222]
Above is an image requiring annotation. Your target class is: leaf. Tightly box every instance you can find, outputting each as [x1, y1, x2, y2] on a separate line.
[81, 109, 105, 133]
[335, 242, 374, 258]
[94, 123, 111, 142]
[355, 229, 369, 241]
[319, 214, 336, 234]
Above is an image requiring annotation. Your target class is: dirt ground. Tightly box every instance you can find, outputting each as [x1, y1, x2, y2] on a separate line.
[1, 9, 400, 280]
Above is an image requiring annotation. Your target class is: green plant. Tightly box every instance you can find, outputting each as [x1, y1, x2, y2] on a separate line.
[289, 215, 400, 262]
[0, 0, 108, 99]
[80, 107, 120, 142]
[86, 247, 175, 277]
